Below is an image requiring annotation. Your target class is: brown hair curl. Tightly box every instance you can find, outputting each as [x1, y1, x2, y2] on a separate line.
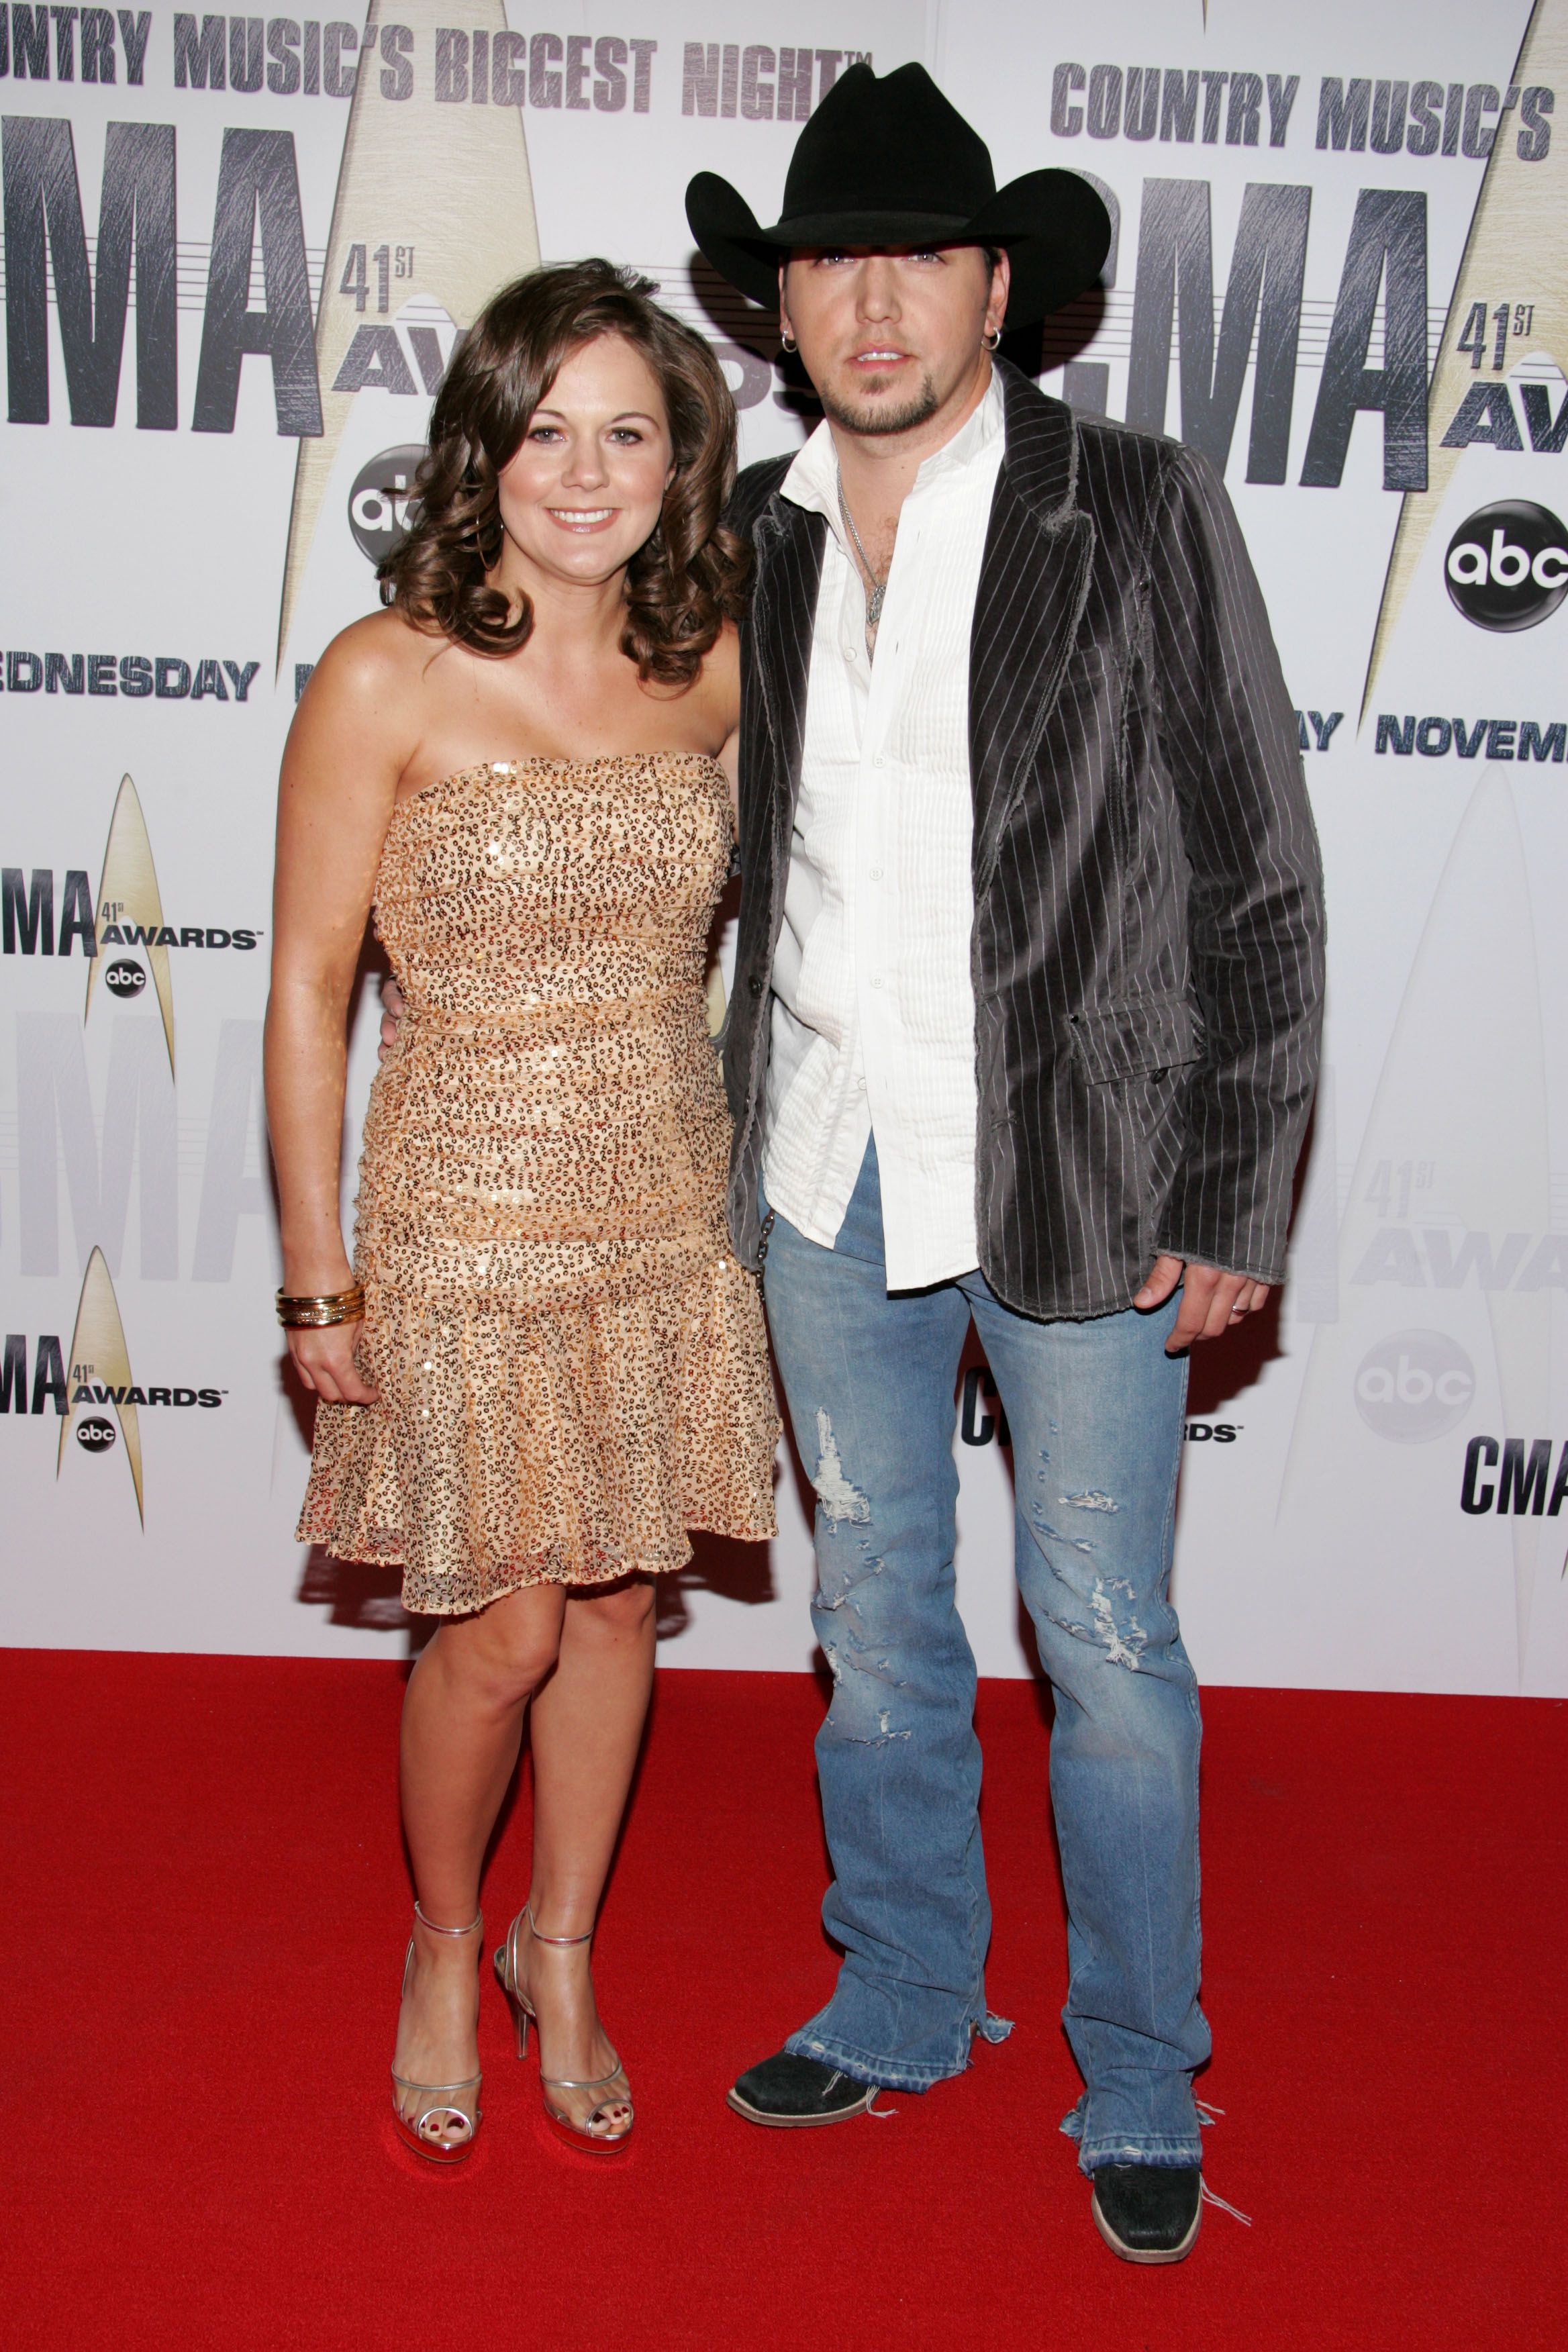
[379, 259, 750, 687]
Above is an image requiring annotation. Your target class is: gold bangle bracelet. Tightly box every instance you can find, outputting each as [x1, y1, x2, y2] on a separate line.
[277, 1285, 365, 1329]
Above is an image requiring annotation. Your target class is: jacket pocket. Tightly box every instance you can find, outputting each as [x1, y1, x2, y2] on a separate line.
[1068, 991, 1202, 1085]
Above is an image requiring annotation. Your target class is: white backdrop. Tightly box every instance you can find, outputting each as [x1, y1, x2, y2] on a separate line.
[5, 0, 1568, 1696]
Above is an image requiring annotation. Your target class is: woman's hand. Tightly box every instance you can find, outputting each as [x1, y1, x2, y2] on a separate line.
[285, 1319, 379, 1404]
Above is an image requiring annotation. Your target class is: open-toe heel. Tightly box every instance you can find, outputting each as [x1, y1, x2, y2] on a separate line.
[493, 1904, 634, 2154]
[390, 1903, 484, 2165]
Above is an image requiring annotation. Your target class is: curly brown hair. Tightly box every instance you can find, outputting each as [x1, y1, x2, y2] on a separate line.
[380, 260, 750, 686]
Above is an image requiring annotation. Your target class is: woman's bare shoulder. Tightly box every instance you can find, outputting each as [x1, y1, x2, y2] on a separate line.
[285, 609, 454, 793]
[304, 606, 441, 713]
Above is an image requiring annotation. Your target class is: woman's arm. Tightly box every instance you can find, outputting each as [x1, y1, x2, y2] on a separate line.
[711, 618, 742, 820]
[264, 620, 411, 1403]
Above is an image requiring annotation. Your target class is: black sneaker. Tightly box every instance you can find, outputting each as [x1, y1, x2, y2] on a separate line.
[1090, 2164, 1202, 2264]
[726, 2051, 877, 2127]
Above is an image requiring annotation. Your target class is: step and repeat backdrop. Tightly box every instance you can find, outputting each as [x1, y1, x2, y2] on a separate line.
[3, 0, 1567, 1694]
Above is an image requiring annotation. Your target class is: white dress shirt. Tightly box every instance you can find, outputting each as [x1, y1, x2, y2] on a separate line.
[761, 371, 1005, 1291]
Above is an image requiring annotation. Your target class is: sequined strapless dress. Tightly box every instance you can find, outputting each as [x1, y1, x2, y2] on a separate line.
[297, 754, 779, 1615]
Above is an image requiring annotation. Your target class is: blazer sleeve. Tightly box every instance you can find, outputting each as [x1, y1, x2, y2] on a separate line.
[1148, 442, 1326, 1285]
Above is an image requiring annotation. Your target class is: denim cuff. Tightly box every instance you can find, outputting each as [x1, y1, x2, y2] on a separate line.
[1060, 2096, 1203, 2174]
[785, 2010, 1014, 2094]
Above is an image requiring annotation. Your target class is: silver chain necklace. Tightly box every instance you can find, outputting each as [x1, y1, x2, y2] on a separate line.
[836, 473, 887, 631]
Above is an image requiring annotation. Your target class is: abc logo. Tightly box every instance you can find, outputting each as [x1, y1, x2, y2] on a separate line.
[1354, 1330, 1475, 1444]
[105, 958, 146, 999]
[1444, 500, 1568, 632]
[76, 1415, 117, 1453]
[348, 445, 426, 565]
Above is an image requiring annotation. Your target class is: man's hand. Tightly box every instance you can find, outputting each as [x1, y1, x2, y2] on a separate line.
[1134, 1254, 1269, 1355]
[379, 976, 404, 1060]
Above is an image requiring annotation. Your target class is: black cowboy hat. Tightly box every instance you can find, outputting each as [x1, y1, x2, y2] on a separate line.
[686, 61, 1110, 329]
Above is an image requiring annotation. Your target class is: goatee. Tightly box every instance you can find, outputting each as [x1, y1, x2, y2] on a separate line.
[820, 370, 940, 438]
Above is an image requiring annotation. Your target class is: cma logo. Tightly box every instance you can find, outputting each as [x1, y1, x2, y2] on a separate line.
[1460, 1437, 1568, 1517]
[2, 775, 260, 1081]
[41, 1249, 226, 1526]
[1445, 501, 1568, 632]
[1355, 1331, 1474, 1444]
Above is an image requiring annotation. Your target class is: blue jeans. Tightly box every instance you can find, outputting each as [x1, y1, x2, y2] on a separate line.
[763, 1138, 1208, 2170]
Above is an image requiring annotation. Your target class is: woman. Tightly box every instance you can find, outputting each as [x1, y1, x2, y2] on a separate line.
[264, 260, 778, 2165]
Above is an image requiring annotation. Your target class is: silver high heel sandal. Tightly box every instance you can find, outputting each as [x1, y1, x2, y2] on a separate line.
[390, 1903, 484, 2165]
[494, 1904, 634, 2153]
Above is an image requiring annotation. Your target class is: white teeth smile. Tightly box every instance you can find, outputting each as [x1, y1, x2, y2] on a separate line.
[858, 351, 905, 362]
[550, 507, 614, 522]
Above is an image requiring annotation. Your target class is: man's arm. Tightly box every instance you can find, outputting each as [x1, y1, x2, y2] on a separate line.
[1145, 442, 1326, 1331]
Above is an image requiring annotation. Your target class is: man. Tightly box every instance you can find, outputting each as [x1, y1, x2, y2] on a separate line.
[686, 63, 1324, 2264]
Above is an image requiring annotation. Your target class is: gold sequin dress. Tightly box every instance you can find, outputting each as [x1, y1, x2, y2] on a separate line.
[297, 754, 779, 1614]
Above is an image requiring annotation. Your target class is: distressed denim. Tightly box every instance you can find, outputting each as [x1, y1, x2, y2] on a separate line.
[765, 1137, 1208, 2169]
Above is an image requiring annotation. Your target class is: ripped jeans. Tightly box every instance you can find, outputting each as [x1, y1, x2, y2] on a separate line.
[765, 1137, 1208, 2170]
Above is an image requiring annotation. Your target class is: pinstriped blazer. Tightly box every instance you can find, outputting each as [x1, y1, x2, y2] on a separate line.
[721, 360, 1325, 1322]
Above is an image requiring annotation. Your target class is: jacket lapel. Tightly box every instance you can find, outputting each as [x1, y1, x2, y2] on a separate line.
[746, 493, 827, 870]
[970, 367, 1095, 897]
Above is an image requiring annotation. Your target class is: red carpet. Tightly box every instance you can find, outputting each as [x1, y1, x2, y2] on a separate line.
[3, 1653, 1563, 2350]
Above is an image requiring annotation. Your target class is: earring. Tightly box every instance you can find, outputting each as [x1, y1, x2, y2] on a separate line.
[779, 330, 797, 355]
[983, 326, 1001, 351]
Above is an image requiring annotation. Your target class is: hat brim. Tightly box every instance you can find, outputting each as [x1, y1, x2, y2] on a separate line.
[685, 167, 1110, 329]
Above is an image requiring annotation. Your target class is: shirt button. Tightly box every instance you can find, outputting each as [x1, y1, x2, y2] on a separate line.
[873, 754, 885, 768]
[747, 975, 763, 997]
[870, 977, 883, 990]
[869, 867, 883, 880]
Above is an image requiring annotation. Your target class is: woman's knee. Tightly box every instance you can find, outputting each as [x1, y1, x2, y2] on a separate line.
[439, 1592, 564, 1705]
[572, 1576, 656, 1638]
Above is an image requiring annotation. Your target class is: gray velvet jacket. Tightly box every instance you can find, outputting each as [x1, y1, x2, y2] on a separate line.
[720, 360, 1325, 1322]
